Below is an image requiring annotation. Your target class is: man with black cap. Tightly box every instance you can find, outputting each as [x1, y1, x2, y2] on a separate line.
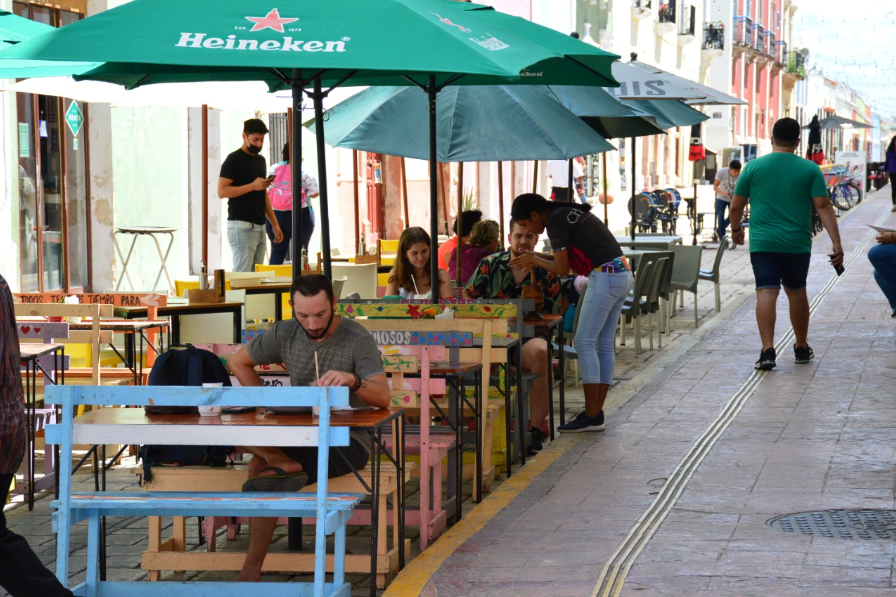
[218, 118, 283, 272]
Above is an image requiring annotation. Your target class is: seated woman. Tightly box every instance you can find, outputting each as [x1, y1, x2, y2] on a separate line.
[386, 227, 451, 299]
[448, 220, 500, 286]
[868, 229, 896, 318]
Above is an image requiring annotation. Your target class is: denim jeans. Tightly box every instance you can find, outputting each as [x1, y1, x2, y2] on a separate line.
[574, 269, 634, 385]
[227, 220, 267, 272]
[266, 207, 315, 265]
[715, 198, 730, 239]
[868, 243, 896, 312]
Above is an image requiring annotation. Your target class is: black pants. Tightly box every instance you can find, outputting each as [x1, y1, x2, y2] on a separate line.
[280, 438, 369, 485]
[266, 207, 314, 265]
[0, 473, 73, 597]
[551, 186, 571, 202]
[890, 173, 896, 204]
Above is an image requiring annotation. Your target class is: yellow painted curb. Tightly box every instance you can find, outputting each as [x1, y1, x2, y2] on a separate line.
[385, 433, 585, 596]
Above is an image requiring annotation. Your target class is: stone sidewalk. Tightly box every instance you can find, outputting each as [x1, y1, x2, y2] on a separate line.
[406, 187, 896, 595]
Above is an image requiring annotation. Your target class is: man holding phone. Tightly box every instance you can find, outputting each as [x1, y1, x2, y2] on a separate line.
[730, 118, 844, 371]
[218, 118, 283, 272]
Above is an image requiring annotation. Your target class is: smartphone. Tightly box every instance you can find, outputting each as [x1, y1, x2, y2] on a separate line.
[834, 263, 845, 276]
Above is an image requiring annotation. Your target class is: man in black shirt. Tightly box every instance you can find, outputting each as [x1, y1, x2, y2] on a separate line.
[218, 118, 282, 272]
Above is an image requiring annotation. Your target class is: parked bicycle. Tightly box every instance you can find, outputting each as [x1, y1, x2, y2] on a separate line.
[823, 164, 863, 212]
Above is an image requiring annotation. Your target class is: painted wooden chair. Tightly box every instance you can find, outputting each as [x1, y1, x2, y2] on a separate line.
[45, 384, 361, 597]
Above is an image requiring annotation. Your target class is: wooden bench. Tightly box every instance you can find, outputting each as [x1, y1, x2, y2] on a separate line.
[45, 385, 362, 597]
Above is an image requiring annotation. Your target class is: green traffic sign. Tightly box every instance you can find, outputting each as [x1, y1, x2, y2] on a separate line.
[64, 100, 83, 137]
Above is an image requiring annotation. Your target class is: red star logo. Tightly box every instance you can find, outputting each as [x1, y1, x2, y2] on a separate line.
[245, 8, 298, 33]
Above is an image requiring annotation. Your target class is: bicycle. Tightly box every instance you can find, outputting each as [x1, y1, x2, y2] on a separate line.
[823, 164, 863, 211]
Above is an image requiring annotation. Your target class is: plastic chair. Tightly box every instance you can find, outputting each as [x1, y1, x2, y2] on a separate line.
[699, 240, 727, 313]
[619, 260, 655, 355]
[332, 262, 378, 299]
[332, 276, 348, 299]
[642, 258, 669, 350]
[378, 239, 399, 267]
[670, 245, 704, 328]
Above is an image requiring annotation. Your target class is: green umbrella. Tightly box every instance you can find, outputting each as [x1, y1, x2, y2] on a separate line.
[311, 85, 614, 162]
[0, 0, 620, 300]
[546, 85, 664, 139]
[0, 10, 96, 78]
[622, 98, 708, 130]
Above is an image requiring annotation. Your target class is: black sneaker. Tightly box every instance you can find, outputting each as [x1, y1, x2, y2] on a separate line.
[558, 411, 605, 433]
[794, 344, 814, 364]
[528, 427, 544, 454]
[755, 348, 776, 371]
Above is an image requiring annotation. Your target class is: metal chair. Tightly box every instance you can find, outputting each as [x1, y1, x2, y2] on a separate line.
[640, 257, 669, 350]
[699, 240, 727, 313]
[670, 245, 704, 328]
[620, 259, 655, 355]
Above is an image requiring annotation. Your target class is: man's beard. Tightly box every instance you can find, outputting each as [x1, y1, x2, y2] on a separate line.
[301, 308, 335, 340]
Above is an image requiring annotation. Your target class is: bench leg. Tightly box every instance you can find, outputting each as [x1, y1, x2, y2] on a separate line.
[334, 521, 346, 589]
[86, 512, 101, 596]
[377, 485, 388, 589]
[173, 516, 187, 573]
[147, 516, 162, 581]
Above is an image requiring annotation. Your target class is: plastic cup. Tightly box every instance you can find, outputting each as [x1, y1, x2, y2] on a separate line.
[198, 405, 222, 417]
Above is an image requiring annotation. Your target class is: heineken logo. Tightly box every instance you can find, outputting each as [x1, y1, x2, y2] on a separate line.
[429, 10, 509, 52]
[175, 8, 348, 52]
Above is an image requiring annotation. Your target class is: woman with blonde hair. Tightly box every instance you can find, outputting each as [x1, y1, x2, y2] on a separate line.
[386, 227, 451, 299]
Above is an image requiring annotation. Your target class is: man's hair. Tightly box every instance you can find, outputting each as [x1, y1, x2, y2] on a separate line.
[243, 118, 269, 135]
[729, 159, 742, 170]
[453, 210, 482, 236]
[290, 274, 333, 303]
[570, 31, 580, 39]
[281, 142, 289, 163]
[771, 118, 801, 148]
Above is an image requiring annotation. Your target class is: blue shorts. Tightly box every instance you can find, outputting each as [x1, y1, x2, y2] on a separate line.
[750, 252, 811, 290]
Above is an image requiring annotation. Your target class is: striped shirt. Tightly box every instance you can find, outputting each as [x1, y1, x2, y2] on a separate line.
[0, 274, 26, 474]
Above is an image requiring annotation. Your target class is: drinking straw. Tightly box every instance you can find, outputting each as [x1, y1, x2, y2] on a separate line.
[412, 275, 420, 295]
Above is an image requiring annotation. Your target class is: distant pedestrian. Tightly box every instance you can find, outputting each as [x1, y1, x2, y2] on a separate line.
[510, 194, 633, 433]
[218, 118, 282, 272]
[448, 220, 500, 285]
[545, 159, 585, 203]
[266, 142, 320, 265]
[730, 118, 844, 371]
[885, 136, 896, 212]
[0, 272, 74, 597]
[713, 160, 741, 241]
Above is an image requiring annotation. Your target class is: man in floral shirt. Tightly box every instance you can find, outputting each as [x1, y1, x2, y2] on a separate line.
[464, 220, 560, 453]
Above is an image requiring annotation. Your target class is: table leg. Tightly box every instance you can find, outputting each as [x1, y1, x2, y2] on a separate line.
[398, 413, 406, 569]
[503, 364, 511, 479]
[447, 379, 460, 524]
[27, 360, 35, 510]
[232, 308, 242, 344]
[558, 325, 566, 427]
[547, 338, 555, 442]
[171, 315, 181, 345]
[274, 294, 283, 322]
[475, 371, 482, 504]
[147, 231, 176, 295]
[369, 427, 379, 597]
[113, 231, 139, 292]
[516, 344, 526, 467]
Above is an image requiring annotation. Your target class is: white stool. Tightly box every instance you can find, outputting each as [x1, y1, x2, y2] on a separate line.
[113, 226, 177, 294]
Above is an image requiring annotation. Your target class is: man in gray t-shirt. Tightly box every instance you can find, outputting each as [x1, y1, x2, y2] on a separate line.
[713, 159, 742, 241]
[228, 275, 389, 582]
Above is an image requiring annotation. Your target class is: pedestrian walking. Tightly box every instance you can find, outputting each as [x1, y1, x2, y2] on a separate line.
[713, 159, 741, 242]
[509, 193, 633, 432]
[868, 229, 896, 320]
[0, 272, 74, 597]
[545, 159, 585, 203]
[885, 136, 896, 212]
[218, 118, 282, 272]
[266, 142, 320, 265]
[730, 118, 844, 370]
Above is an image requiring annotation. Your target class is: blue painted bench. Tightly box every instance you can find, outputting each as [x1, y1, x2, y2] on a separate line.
[45, 385, 362, 597]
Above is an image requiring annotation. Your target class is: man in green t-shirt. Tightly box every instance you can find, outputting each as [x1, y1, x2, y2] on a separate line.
[730, 117, 844, 371]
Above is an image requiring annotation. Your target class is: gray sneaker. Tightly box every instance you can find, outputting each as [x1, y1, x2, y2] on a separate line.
[794, 344, 814, 364]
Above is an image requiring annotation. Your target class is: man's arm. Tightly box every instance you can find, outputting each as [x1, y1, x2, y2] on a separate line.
[218, 176, 272, 199]
[811, 194, 844, 267]
[263, 193, 283, 242]
[314, 370, 391, 409]
[729, 193, 748, 246]
[509, 249, 568, 275]
[228, 346, 264, 387]
[713, 179, 728, 200]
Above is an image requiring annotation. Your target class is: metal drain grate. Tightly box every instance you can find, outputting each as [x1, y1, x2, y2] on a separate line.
[768, 510, 896, 540]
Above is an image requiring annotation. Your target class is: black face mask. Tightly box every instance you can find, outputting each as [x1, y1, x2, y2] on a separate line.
[300, 306, 335, 341]
[246, 143, 262, 155]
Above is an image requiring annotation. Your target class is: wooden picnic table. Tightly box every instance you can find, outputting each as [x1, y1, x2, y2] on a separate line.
[115, 301, 243, 344]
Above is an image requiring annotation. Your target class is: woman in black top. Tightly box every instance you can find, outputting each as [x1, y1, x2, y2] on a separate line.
[510, 193, 634, 432]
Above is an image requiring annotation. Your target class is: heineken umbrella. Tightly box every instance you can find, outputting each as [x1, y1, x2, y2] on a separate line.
[311, 84, 614, 162]
[0, 10, 96, 78]
[619, 54, 746, 106]
[0, 0, 620, 300]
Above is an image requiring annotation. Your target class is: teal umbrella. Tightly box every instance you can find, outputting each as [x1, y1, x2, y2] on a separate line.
[311, 85, 614, 162]
[0, 0, 621, 300]
[622, 98, 709, 129]
[0, 10, 96, 78]
[546, 85, 664, 139]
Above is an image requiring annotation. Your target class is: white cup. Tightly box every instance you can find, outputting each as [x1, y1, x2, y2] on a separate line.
[198, 405, 222, 417]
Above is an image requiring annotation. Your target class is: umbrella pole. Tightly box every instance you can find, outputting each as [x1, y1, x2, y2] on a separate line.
[201, 104, 208, 269]
[312, 75, 332, 280]
[291, 71, 304, 280]
[497, 161, 505, 249]
[353, 150, 360, 253]
[401, 157, 410, 228]
[568, 158, 573, 203]
[456, 162, 463, 284]
[630, 137, 636, 240]
[428, 76, 440, 302]
[602, 153, 609, 226]
[532, 160, 538, 194]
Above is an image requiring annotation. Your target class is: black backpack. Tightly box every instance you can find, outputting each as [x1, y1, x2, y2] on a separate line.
[140, 344, 235, 483]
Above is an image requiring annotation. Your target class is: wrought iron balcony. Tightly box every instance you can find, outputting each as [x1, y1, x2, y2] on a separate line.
[658, 2, 676, 23]
[734, 16, 753, 46]
[773, 40, 786, 64]
[632, 0, 652, 20]
[634, 0, 652, 8]
[755, 26, 767, 53]
[703, 23, 724, 50]
[784, 51, 806, 78]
